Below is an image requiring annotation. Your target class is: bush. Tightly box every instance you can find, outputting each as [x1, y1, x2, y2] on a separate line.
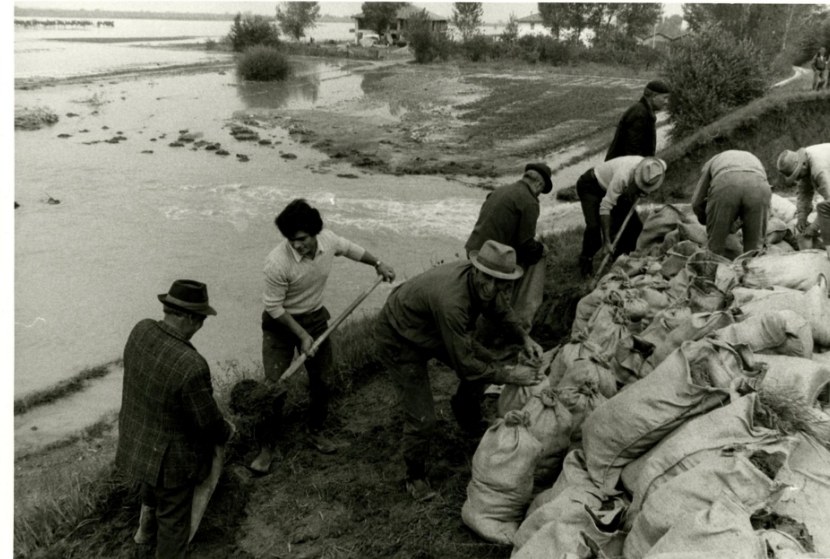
[796, 16, 830, 65]
[227, 13, 281, 52]
[664, 25, 769, 141]
[462, 34, 495, 62]
[407, 9, 452, 63]
[237, 46, 292, 81]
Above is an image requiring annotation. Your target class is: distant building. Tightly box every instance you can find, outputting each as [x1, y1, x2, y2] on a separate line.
[515, 13, 551, 37]
[635, 31, 687, 49]
[351, 6, 449, 45]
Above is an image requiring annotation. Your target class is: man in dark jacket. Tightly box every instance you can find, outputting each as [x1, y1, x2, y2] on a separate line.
[117, 280, 232, 558]
[605, 79, 671, 161]
[375, 240, 544, 501]
[465, 162, 553, 330]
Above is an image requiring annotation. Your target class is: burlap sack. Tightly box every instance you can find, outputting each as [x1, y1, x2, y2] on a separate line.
[557, 357, 617, 399]
[637, 204, 687, 252]
[734, 250, 830, 292]
[558, 382, 606, 445]
[582, 339, 757, 493]
[461, 410, 543, 544]
[572, 289, 607, 336]
[621, 395, 787, 521]
[526, 449, 592, 516]
[548, 342, 604, 388]
[660, 240, 701, 279]
[523, 388, 574, 480]
[715, 310, 814, 358]
[625, 445, 791, 559]
[773, 433, 830, 555]
[738, 279, 830, 347]
[577, 298, 630, 365]
[770, 193, 797, 223]
[754, 354, 830, 405]
[647, 311, 735, 368]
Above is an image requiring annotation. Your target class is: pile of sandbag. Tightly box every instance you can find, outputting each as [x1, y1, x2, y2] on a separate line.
[460, 202, 830, 557]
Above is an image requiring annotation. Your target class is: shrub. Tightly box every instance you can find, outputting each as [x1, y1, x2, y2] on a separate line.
[462, 34, 494, 61]
[796, 16, 830, 65]
[237, 46, 292, 81]
[664, 25, 768, 141]
[227, 13, 281, 52]
[407, 9, 452, 63]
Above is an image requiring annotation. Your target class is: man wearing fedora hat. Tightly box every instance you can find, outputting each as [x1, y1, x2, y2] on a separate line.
[465, 162, 553, 331]
[605, 79, 671, 161]
[255, 198, 396, 472]
[691, 150, 772, 258]
[576, 156, 667, 277]
[776, 143, 830, 256]
[117, 279, 232, 558]
[374, 240, 545, 501]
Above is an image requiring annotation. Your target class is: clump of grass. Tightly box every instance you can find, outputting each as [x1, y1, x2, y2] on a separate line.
[754, 388, 830, 448]
[14, 106, 59, 130]
[14, 360, 120, 415]
[236, 45, 292, 81]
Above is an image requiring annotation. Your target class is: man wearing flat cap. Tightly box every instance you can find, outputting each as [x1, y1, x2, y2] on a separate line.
[605, 79, 671, 161]
[465, 162, 553, 331]
[691, 150, 772, 258]
[577, 156, 667, 276]
[374, 240, 545, 501]
[776, 143, 830, 257]
[117, 280, 232, 558]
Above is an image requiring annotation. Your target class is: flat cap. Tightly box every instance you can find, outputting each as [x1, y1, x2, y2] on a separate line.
[645, 79, 671, 94]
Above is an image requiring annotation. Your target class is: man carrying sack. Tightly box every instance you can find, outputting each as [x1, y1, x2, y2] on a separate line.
[255, 198, 396, 473]
[374, 240, 544, 501]
[576, 156, 667, 277]
[465, 162, 553, 332]
[116, 280, 232, 558]
[777, 143, 830, 257]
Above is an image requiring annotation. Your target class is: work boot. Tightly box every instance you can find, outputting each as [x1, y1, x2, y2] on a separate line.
[133, 504, 156, 544]
[579, 256, 593, 278]
[306, 430, 338, 454]
[249, 444, 277, 474]
[405, 478, 437, 502]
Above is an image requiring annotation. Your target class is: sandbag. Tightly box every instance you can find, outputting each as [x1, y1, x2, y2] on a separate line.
[660, 241, 701, 279]
[582, 339, 759, 493]
[738, 278, 830, 347]
[527, 449, 592, 516]
[770, 193, 797, 223]
[643, 498, 766, 559]
[647, 311, 735, 368]
[766, 241, 796, 254]
[754, 354, 830, 405]
[575, 299, 631, 366]
[625, 444, 791, 559]
[688, 278, 729, 312]
[677, 221, 708, 246]
[462, 410, 542, 544]
[572, 289, 606, 335]
[637, 204, 687, 251]
[621, 394, 787, 520]
[548, 342, 603, 388]
[558, 383, 606, 445]
[636, 306, 693, 349]
[766, 216, 791, 245]
[773, 433, 830, 555]
[523, 388, 574, 480]
[715, 311, 814, 358]
[557, 357, 617, 399]
[734, 250, 830, 292]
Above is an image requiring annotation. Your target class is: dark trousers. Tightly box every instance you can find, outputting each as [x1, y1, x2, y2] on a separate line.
[374, 311, 485, 480]
[818, 200, 830, 246]
[577, 168, 643, 262]
[140, 482, 193, 559]
[705, 171, 771, 257]
[261, 306, 333, 432]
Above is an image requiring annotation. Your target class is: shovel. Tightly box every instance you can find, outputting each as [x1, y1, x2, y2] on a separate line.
[277, 275, 385, 384]
[590, 200, 644, 290]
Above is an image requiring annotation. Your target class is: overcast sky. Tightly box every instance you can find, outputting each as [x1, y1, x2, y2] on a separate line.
[16, 1, 685, 23]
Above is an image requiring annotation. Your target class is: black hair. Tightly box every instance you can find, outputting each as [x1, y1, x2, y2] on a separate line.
[275, 198, 323, 239]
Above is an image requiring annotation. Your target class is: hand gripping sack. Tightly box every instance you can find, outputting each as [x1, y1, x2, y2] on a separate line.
[582, 338, 760, 493]
[733, 251, 830, 292]
[715, 311, 814, 358]
[461, 410, 543, 544]
[624, 443, 793, 559]
[523, 388, 574, 480]
[621, 394, 787, 520]
[754, 354, 830, 406]
[642, 498, 766, 559]
[497, 348, 557, 417]
[773, 433, 830, 555]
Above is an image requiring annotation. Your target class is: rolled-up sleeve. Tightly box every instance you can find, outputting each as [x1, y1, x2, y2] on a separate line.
[263, 264, 289, 319]
[599, 174, 629, 216]
[330, 232, 366, 262]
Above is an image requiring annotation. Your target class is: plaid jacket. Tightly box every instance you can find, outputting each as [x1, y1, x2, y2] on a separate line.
[116, 319, 230, 488]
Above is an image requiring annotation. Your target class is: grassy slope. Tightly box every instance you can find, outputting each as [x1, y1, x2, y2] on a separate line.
[15, 76, 830, 559]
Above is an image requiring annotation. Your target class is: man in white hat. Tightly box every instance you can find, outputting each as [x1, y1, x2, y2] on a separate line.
[776, 143, 830, 256]
[691, 150, 772, 257]
[576, 156, 667, 276]
[374, 240, 544, 501]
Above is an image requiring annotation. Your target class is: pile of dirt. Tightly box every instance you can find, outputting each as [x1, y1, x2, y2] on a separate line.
[15, 106, 59, 130]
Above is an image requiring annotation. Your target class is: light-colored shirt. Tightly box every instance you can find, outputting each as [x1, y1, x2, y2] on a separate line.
[796, 143, 830, 222]
[263, 229, 366, 318]
[691, 150, 768, 224]
[594, 156, 643, 215]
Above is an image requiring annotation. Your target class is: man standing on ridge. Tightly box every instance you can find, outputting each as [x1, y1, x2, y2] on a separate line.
[253, 198, 396, 474]
[117, 280, 232, 558]
[465, 162, 553, 332]
[776, 143, 830, 257]
[374, 240, 545, 501]
[576, 156, 667, 277]
[691, 150, 772, 258]
[605, 79, 671, 161]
